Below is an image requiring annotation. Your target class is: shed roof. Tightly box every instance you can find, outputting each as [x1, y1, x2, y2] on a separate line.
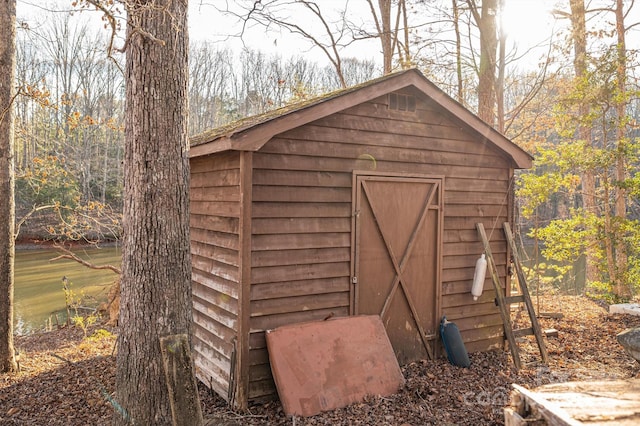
[189, 68, 533, 169]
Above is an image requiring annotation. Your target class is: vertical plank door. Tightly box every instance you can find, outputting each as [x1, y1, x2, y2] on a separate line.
[353, 174, 443, 364]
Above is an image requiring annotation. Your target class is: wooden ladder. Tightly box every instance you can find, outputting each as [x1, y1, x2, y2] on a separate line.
[476, 222, 548, 370]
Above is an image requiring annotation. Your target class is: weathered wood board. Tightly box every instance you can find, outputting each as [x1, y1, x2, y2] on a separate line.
[505, 380, 640, 426]
[159, 334, 204, 426]
[266, 315, 405, 417]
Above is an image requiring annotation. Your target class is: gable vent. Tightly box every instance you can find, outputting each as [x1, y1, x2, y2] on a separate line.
[388, 92, 416, 112]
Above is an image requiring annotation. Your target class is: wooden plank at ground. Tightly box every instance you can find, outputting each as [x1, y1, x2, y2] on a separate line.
[266, 315, 404, 417]
[507, 380, 640, 426]
[539, 312, 564, 319]
[160, 334, 204, 426]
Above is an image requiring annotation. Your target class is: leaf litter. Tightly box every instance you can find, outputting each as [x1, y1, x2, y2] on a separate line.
[1, 295, 639, 425]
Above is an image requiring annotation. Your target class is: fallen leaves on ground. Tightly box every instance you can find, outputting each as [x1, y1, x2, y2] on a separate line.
[1, 295, 639, 425]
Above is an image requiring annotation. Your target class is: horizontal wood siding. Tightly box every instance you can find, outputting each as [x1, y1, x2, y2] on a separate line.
[247, 165, 353, 400]
[246, 88, 513, 401]
[190, 152, 241, 401]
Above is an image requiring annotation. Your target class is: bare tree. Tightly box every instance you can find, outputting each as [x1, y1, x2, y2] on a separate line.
[451, 0, 464, 103]
[362, 0, 413, 73]
[14, 31, 50, 170]
[13, 11, 125, 237]
[0, 0, 18, 374]
[189, 43, 236, 134]
[466, 0, 498, 125]
[220, 0, 415, 85]
[223, 0, 353, 86]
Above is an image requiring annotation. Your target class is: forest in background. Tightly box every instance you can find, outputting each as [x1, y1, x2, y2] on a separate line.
[12, 0, 640, 302]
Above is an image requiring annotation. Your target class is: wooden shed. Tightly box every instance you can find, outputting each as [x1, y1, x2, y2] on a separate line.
[188, 68, 533, 408]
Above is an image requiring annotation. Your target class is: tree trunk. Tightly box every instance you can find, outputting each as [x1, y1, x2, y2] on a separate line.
[462, 0, 498, 124]
[613, 0, 629, 299]
[115, 0, 201, 424]
[496, 0, 506, 133]
[475, 0, 498, 126]
[399, 0, 411, 68]
[378, 0, 393, 74]
[452, 0, 464, 104]
[0, 0, 18, 374]
[569, 0, 598, 287]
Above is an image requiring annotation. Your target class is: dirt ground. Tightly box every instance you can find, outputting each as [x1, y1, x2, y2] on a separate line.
[1, 295, 640, 425]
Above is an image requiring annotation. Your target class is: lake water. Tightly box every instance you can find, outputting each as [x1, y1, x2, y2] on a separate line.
[15, 245, 121, 334]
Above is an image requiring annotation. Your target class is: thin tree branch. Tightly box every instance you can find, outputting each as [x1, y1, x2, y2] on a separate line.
[0, 89, 20, 124]
[49, 244, 121, 275]
[14, 204, 56, 240]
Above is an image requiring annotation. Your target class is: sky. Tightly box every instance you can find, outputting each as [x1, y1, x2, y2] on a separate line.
[15, 0, 640, 71]
[16, 0, 559, 66]
[502, 0, 556, 46]
[187, 0, 559, 66]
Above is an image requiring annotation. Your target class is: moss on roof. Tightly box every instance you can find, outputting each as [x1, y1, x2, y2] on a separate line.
[189, 69, 414, 147]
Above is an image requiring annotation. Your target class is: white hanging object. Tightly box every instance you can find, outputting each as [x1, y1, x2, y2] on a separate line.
[471, 253, 487, 301]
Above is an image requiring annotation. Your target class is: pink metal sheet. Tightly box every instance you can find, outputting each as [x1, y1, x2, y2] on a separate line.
[266, 315, 405, 417]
